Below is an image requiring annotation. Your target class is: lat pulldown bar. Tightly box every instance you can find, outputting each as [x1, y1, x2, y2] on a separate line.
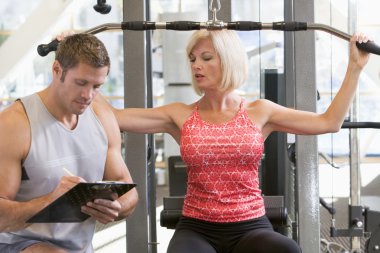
[37, 21, 380, 57]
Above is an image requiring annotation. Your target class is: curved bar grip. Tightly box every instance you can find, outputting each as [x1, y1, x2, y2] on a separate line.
[356, 41, 380, 55]
[272, 21, 307, 31]
[121, 21, 156, 30]
[122, 21, 201, 31]
[165, 21, 201, 31]
[37, 39, 59, 57]
[227, 21, 262, 31]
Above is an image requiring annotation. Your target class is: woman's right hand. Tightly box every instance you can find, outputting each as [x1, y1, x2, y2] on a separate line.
[54, 30, 75, 41]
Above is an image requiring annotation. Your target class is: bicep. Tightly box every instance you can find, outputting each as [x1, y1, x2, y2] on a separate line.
[259, 100, 329, 136]
[0, 110, 28, 200]
[93, 104, 134, 182]
[0, 152, 22, 200]
[114, 105, 180, 135]
[103, 120, 131, 182]
[95, 94, 179, 134]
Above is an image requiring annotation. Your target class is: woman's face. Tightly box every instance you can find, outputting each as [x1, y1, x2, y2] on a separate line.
[189, 37, 222, 93]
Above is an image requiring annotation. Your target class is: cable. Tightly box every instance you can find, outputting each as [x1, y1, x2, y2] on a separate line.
[329, 0, 335, 223]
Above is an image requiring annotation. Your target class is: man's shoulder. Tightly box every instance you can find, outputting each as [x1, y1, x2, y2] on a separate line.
[90, 98, 120, 138]
[0, 100, 27, 123]
[91, 98, 114, 121]
[0, 100, 30, 133]
[0, 101, 30, 157]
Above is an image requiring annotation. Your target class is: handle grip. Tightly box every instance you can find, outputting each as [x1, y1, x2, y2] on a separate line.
[272, 21, 307, 31]
[356, 41, 380, 55]
[37, 39, 59, 57]
[227, 21, 262, 31]
[121, 21, 156, 30]
[166, 21, 201, 30]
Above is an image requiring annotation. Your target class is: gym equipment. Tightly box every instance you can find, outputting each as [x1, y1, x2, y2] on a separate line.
[288, 121, 380, 252]
[93, 0, 111, 14]
[35, 2, 379, 251]
[160, 195, 288, 231]
[365, 209, 380, 253]
[37, 17, 380, 56]
[320, 121, 380, 253]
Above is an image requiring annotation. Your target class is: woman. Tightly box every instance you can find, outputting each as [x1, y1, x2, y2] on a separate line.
[102, 29, 370, 253]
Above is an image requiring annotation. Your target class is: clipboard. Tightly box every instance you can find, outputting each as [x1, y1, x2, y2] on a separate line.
[27, 182, 136, 223]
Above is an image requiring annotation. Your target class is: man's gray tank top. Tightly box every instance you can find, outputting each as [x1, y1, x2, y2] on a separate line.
[0, 94, 108, 253]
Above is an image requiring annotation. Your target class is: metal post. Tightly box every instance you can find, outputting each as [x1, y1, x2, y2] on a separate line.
[284, 0, 297, 241]
[286, 0, 320, 252]
[123, 0, 154, 252]
[348, 1, 361, 251]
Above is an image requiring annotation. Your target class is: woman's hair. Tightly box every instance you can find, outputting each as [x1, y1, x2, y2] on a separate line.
[186, 30, 248, 95]
[55, 33, 110, 82]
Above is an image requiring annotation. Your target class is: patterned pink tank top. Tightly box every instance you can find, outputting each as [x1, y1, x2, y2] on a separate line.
[180, 99, 265, 223]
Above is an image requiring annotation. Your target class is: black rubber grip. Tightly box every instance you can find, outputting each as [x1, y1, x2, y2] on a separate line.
[165, 21, 201, 31]
[227, 21, 262, 31]
[356, 41, 380, 55]
[342, 121, 380, 129]
[37, 39, 59, 57]
[272, 21, 307, 31]
[121, 21, 156, 30]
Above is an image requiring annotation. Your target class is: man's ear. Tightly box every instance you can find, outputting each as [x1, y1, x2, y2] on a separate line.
[52, 60, 62, 77]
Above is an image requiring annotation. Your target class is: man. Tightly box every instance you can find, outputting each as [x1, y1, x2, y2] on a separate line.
[0, 33, 138, 253]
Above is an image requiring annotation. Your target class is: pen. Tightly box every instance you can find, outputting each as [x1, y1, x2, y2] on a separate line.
[63, 167, 75, 177]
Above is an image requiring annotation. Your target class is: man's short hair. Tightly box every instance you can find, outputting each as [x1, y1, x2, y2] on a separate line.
[55, 33, 110, 81]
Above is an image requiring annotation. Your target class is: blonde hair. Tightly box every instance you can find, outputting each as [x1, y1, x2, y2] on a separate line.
[186, 30, 248, 95]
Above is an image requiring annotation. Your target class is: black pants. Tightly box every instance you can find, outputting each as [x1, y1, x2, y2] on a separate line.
[167, 215, 301, 253]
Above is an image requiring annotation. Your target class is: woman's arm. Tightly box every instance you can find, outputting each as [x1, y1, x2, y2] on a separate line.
[95, 94, 192, 142]
[256, 33, 370, 138]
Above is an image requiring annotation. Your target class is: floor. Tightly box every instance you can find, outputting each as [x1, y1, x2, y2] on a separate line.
[93, 164, 380, 253]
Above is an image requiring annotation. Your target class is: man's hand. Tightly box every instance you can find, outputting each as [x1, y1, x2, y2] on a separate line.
[81, 195, 122, 224]
[50, 175, 85, 202]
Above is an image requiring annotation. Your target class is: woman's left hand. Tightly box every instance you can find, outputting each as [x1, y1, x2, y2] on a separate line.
[350, 32, 371, 70]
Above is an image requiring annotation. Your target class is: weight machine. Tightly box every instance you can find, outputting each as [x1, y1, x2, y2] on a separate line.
[37, 1, 380, 252]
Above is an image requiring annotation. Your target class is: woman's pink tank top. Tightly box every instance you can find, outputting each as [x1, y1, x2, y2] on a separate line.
[180, 99, 266, 223]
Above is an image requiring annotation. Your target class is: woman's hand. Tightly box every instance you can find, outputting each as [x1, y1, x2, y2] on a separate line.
[54, 30, 75, 41]
[350, 32, 371, 70]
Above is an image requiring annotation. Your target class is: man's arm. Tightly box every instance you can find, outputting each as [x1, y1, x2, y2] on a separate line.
[0, 102, 81, 232]
[82, 99, 138, 224]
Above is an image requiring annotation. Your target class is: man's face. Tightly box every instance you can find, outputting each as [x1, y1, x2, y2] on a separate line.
[56, 61, 109, 115]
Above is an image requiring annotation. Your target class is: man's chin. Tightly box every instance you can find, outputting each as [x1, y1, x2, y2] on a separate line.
[74, 106, 88, 115]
